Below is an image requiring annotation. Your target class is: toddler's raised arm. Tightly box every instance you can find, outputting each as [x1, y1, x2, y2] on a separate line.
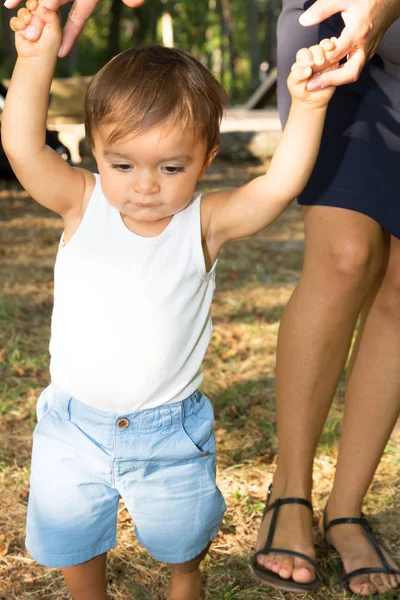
[202, 39, 338, 254]
[1, 0, 88, 216]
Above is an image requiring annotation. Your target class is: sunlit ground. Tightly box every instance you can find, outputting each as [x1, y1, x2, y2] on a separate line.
[0, 159, 399, 599]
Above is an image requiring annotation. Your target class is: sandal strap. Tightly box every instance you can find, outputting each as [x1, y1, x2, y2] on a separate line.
[255, 547, 322, 581]
[343, 566, 400, 584]
[324, 510, 400, 578]
[324, 516, 365, 533]
[262, 493, 313, 553]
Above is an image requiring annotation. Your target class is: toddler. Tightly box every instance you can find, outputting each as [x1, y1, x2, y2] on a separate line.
[2, 2, 338, 598]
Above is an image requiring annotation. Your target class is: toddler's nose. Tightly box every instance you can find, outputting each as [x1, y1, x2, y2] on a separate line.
[134, 170, 159, 194]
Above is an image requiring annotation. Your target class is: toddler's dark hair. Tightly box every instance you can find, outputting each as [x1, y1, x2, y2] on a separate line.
[85, 45, 228, 155]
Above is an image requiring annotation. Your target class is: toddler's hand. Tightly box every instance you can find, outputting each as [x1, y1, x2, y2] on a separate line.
[288, 39, 338, 108]
[10, 0, 62, 59]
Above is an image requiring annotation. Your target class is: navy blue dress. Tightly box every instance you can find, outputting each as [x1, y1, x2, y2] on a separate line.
[278, 0, 400, 238]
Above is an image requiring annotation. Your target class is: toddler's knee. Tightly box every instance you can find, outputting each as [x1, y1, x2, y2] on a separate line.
[170, 545, 210, 575]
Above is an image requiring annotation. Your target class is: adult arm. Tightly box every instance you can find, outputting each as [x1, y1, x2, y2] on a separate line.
[299, 0, 400, 89]
[5, 0, 147, 57]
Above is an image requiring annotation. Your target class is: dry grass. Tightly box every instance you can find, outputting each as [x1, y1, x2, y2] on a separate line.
[0, 159, 399, 600]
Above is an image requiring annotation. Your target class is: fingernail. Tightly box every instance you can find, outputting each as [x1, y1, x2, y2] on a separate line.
[4, 0, 12, 7]
[24, 25, 38, 40]
[58, 43, 65, 57]
[299, 10, 312, 25]
[307, 79, 322, 91]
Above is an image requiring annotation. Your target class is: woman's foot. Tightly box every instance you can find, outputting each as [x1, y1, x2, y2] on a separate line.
[255, 482, 317, 586]
[323, 507, 400, 596]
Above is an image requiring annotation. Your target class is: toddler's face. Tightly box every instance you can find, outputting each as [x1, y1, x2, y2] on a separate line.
[92, 124, 211, 235]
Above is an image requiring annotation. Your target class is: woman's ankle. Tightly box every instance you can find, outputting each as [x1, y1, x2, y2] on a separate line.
[325, 491, 363, 519]
[270, 467, 313, 500]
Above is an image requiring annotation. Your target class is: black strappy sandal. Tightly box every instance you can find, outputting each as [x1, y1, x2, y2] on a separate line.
[251, 484, 321, 592]
[323, 509, 400, 599]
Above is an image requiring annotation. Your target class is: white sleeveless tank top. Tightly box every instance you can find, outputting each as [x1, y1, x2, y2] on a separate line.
[49, 175, 216, 412]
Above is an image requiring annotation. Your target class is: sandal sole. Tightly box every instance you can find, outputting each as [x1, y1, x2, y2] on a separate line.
[251, 556, 320, 593]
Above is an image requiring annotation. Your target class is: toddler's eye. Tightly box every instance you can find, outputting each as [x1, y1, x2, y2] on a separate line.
[162, 166, 185, 175]
[111, 163, 132, 172]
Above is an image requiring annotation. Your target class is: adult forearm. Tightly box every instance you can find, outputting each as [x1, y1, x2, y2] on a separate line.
[2, 56, 56, 162]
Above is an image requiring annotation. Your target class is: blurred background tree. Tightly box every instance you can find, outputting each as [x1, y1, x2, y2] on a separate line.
[0, 0, 281, 103]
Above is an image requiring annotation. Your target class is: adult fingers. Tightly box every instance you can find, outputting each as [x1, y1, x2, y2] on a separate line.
[58, 0, 99, 57]
[121, 0, 146, 5]
[306, 49, 365, 89]
[299, 0, 345, 26]
[322, 28, 357, 65]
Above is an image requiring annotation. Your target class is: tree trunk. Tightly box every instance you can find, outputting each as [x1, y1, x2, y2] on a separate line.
[1, 4, 16, 66]
[246, 0, 260, 93]
[219, 0, 236, 96]
[58, 3, 78, 76]
[266, 0, 278, 67]
[108, 0, 122, 59]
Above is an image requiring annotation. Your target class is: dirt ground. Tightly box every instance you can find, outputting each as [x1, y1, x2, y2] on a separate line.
[0, 157, 399, 599]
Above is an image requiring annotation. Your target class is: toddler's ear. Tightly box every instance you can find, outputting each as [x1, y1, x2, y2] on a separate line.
[199, 146, 219, 179]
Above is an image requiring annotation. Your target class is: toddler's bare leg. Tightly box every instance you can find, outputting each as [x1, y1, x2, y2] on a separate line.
[62, 553, 108, 600]
[167, 544, 210, 600]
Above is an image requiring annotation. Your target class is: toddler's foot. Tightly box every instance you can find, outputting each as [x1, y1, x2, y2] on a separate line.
[323, 505, 400, 596]
[167, 566, 203, 600]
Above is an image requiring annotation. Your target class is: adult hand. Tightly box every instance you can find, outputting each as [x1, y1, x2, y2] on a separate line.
[299, 0, 400, 89]
[5, 0, 147, 57]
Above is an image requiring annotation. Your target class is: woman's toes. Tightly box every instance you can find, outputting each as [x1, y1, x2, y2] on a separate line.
[389, 573, 399, 589]
[270, 555, 283, 574]
[256, 553, 268, 569]
[370, 573, 391, 593]
[349, 576, 376, 596]
[278, 555, 294, 580]
[292, 560, 315, 584]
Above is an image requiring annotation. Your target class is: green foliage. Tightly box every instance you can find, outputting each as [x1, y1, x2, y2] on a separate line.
[0, 0, 282, 103]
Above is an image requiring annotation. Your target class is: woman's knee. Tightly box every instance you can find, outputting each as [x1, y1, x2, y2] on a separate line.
[327, 238, 382, 284]
[303, 209, 383, 291]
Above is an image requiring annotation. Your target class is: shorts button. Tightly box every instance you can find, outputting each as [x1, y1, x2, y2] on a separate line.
[117, 418, 129, 430]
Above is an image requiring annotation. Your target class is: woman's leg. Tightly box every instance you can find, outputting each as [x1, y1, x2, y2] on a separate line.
[325, 233, 400, 596]
[256, 205, 384, 584]
[62, 553, 108, 600]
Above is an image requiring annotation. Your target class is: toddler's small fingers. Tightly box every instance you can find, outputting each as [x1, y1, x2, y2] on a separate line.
[18, 13, 44, 40]
[320, 38, 335, 51]
[291, 61, 306, 71]
[309, 44, 326, 66]
[17, 7, 32, 24]
[296, 47, 314, 66]
[291, 65, 312, 83]
[10, 16, 25, 31]
[26, 0, 38, 10]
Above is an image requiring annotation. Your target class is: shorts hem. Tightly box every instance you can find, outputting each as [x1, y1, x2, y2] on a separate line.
[25, 536, 117, 568]
[145, 524, 222, 564]
[297, 189, 400, 240]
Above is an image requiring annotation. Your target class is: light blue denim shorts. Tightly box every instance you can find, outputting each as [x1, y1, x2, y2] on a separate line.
[26, 384, 226, 568]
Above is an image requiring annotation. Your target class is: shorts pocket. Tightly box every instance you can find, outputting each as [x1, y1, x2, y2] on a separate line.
[34, 386, 54, 435]
[180, 396, 216, 457]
